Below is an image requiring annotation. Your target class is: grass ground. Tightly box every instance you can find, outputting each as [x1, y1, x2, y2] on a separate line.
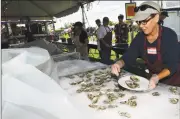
[61, 31, 138, 61]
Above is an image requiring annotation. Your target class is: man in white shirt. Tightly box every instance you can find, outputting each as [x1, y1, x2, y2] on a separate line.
[95, 19, 102, 52]
[96, 17, 112, 65]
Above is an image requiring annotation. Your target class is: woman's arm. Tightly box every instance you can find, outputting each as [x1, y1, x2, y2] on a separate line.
[157, 30, 179, 80]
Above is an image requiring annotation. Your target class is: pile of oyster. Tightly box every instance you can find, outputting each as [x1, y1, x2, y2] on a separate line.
[125, 75, 140, 89]
[67, 67, 138, 118]
[66, 67, 179, 118]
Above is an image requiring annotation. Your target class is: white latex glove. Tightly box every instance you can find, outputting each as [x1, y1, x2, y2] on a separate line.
[111, 61, 123, 76]
[148, 74, 159, 90]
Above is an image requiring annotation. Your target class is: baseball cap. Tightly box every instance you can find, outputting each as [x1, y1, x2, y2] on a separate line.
[132, 1, 161, 21]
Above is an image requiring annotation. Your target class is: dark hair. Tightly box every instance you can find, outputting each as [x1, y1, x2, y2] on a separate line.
[73, 21, 83, 27]
[103, 17, 109, 22]
[118, 14, 124, 19]
[95, 19, 101, 23]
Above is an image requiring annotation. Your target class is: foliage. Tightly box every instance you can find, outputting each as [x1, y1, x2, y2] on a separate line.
[109, 21, 117, 26]
[64, 22, 73, 29]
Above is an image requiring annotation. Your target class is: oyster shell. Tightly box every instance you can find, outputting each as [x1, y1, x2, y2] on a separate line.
[120, 101, 127, 104]
[69, 82, 77, 85]
[89, 104, 98, 108]
[129, 96, 137, 100]
[114, 88, 120, 92]
[119, 111, 131, 118]
[103, 99, 112, 104]
[118, 93, 125, 98]
[76, 88, 83, 93]
[106, 89, 113, 92]
[87, 93, 95, 100]
[84, 78, 91, 82]
[76, 73, 84, 77]
[94, 81, 104, 86]
[107, 92, 118, 101]
[92, 97, 99, 104]
[128, 100, 137, 107]
[81, 82, 93, 87]
[97, 106, 106, 110]
[125, 80, 140, 89]
[86, 73, 92, 78]
[152, 92, 160, 96]
[108, 104, 118, 108]
[169, 87, 178, 95]
[93, 87, 101, 92]
[84, 87, 94, 92]
[130, 75, 139, 82]
[169, 98, 179, 104]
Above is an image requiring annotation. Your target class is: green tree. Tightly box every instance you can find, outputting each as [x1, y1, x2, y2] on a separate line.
[109, 21, 117, 26]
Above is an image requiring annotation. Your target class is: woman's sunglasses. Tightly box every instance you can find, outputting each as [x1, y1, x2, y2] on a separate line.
[136, 14, 157, 25]
[134, 5, 158, 13]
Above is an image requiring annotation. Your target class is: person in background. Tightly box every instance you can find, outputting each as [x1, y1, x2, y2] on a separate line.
[114, 14, 128, 44]
[95, 19, 102, 55]
[158, 11, 169, 26]
[72, 21, 89, 60]
[25, 24, 35, 43]
[97, 17, 113, 65]
[95, 19, 101, 28]
[114, 14, 129, 59]
[111, 1, 180, 88]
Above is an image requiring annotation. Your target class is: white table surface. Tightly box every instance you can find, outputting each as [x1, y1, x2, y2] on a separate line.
[58, 68, 180, 119]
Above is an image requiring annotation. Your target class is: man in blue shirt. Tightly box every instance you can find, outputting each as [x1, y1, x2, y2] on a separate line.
[111, 1, 180, 88]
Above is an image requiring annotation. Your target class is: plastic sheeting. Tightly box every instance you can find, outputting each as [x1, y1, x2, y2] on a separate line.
[2, 71, 94, 119]
[2, 47, 98, 119]
[2, 47, 54, 76]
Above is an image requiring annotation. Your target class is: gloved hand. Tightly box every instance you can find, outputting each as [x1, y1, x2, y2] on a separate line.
[148, 74, 159, 90]
[111, 61, 123, 76]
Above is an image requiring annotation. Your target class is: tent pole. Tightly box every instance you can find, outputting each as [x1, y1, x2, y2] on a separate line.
[52, 19, 55, 32]
[80, 3, 86, 29]
[130, 0, 134, 42]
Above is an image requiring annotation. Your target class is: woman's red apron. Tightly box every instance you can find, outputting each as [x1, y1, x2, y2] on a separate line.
[144, 26, 180, 86]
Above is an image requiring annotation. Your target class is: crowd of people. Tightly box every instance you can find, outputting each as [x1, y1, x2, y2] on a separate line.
[71, 1, 180, 88]
[71, 5, 170, 63]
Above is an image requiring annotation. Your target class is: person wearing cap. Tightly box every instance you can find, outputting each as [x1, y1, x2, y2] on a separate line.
[72, 21, 89, 60]
[114, 14, 129, 59]
[97, 17, 113, 65]
[111, 1, 180, 88]
[158, 11, 169, 26]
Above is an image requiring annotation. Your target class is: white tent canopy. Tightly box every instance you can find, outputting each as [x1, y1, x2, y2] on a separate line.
[1, 0, 94, 21]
